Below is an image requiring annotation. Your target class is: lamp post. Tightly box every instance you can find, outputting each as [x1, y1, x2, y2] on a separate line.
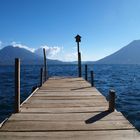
[75, 34, 82, 77]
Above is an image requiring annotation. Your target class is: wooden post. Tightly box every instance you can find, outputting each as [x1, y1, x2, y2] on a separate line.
[43, 48, 47, 81]
[40, 68, 43, 87]
[85, 64, 87, 81]
[75, 35, 82, 78]
[15, 58, 20, 113]
[78, 52, 82, 77]
[90, 71, 94, 87]
[109, 90, 115, 112]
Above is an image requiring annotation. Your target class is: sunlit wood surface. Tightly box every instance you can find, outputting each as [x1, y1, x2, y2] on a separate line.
[0, 77, 140, 140]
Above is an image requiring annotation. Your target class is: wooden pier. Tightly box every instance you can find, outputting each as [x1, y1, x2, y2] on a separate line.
[0, 77, 140, 139]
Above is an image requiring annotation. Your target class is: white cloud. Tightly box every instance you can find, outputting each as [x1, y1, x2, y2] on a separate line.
[10, 42, 62, 59]
[8, 41, 77, 61]
[41, 45, 61, 57]
[50, 46, 77, 61]
[35, 45, 61, 58]
[11, 41, 35, 52]
[36, 46, 77, 61]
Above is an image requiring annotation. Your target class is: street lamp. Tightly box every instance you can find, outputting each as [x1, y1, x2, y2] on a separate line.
[75, 34, 81, 53]
[75, 34, 82, 77]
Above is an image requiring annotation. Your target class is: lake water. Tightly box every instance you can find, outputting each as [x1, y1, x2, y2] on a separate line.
[0, 64, 140, 131]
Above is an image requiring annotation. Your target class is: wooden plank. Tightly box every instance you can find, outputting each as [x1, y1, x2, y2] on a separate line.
[27, 99, 106, 104]
[1, 120, 134, 132]
[38, 88, 97, 92]
[30, 96, 105, 100]
[41, 80, 91, 86]
[9, 112, 126, 121]
[46, 77, 86, 81]
[40, 81, 96, 94]
[22, 102, 108, 108]
[0, 130, 139, 140]
[34, 91, 101, 96]
[21, 106, 107, 113]
[42, 81, 91, 86]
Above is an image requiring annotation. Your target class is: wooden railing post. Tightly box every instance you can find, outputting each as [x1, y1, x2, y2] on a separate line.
[90, 71, 94, 87]
[40, 68, 43, 87]
[109, 90, 115, 112]
[85, 64, 87, 81]
[43, 48, 47, 81]
[15, 58, 20, 113]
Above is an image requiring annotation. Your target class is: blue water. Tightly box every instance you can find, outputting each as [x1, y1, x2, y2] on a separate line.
[0, 64, 140, 131]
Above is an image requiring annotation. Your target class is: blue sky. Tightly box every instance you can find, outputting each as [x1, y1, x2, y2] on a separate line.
[0, 0, 140, 61]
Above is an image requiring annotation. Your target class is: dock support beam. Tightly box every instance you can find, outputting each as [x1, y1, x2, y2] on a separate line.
[109, 90, 115, 112]
[90, 71, 94, 87]
[85, 64, 87, 81]
[15, 58, 20, 113]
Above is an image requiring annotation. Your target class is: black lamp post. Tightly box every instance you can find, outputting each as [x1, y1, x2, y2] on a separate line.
[75, 34, 82, 77]
[75, 34, 81, 53]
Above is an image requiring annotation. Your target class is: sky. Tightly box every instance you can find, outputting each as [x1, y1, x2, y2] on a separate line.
[0, 0, 140, 61]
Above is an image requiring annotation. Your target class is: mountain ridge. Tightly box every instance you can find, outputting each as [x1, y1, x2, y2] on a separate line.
[1, 40, 140, 65]
[0, 45, 64, 65]
[96, 40, 140, 64]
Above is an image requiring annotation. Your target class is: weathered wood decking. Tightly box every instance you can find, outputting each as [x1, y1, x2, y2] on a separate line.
[0, 77, 140, 140]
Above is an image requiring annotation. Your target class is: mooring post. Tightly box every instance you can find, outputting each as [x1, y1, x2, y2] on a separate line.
[90, 71, 94, 87]
[43, 48, 47, 81]
[15, 58, 20, 113]
[109, 90, 115, 112]
[85, 64, 87, 81]
[40, 68, 43, 87]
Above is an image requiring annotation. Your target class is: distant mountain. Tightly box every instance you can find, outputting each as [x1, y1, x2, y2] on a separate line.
[0, 46, 64, 65]
[3, 39, 140, 65]
[96, 40, 140, 64]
